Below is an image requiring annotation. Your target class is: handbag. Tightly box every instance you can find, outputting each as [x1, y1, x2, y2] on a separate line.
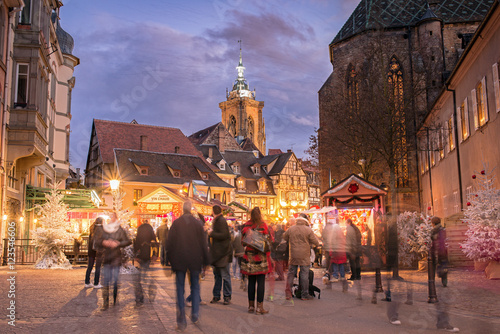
[242, 228, 270, 253]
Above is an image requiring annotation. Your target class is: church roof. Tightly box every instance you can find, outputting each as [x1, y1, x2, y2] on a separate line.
[239, 138, 263, 157]
[332, 0, 494, 44]
[188, 123, 220, 146]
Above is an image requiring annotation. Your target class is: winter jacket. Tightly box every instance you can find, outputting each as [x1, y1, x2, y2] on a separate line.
[346, 223, 362, 256]
[134, 222, 157, 261]
[322, 223, 335, 251]
[283, 217, 319, 266]
[156, 224, 169, 247]
[87, 222, 103, 257]
[431, 223, 448, 264]
[97, 220, 132, 266]
[167, 213, 210, 272]
[209, 215, 233, 267]
[232, 230, 245, 257]
[273, 227, 287, 261]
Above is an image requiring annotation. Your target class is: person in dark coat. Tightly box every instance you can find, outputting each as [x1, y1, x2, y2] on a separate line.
[134, 219, 157, 306]
[96, 212, 131, 310]
[167, 201, 210, 331]
[272, 224, 286, 281]
[85, 217, 104, 288]
[208, 205, 233, 305]
[156, 218, 169, 266]
[346, 218, 362, 280]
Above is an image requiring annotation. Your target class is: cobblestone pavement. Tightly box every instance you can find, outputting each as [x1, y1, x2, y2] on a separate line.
[1, 263, 499, 333]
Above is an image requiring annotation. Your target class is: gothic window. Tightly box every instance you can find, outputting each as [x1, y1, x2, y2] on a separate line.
[247, 116, 254, 140]
[228, 115, 237, 137]
[346, 64, 358, 111]
[387, 56, 409, 188]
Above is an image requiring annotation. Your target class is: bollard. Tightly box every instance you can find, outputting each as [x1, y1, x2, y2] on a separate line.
[374, 268, 384, 292]
[427, 255, 438, 303]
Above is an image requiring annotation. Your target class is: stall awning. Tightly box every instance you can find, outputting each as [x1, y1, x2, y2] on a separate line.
[25, 185, 101, 210]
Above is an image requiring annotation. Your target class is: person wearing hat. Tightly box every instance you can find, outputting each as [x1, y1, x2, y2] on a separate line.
[283, 214, 319, 301]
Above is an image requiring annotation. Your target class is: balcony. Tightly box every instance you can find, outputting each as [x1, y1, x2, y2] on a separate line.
[7, 108, 48, 162]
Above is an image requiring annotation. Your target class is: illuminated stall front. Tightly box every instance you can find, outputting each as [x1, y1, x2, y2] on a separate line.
[321, 174, 387, 246]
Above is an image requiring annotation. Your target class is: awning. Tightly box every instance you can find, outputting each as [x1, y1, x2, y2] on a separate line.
[300, 206, 337, 214]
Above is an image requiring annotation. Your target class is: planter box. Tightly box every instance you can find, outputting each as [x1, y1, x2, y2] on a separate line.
[418, 259, 428, 272]
[485, 261, 500, 280]
[474, 260, 489, 272]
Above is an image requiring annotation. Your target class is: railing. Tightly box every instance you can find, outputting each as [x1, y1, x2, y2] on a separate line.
[2, 239, 39, 265]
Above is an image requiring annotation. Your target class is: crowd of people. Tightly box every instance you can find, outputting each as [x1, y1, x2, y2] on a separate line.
[82, 203, 459, 333]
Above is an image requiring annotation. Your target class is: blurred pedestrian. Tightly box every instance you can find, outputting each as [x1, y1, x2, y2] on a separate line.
[85, 217, 104, 288]
[208, 205, 233, 305]
[284, 215, 319, 301]
[134, 219, 157, 306]
[167, 201, 210, 331]
[156, 218, 169, 266]
[232, 223, 243, 279]
[240, 207, 273, 314]
[346, 218, 362, 280]
[97, 212, 131, 310]
[273, 224, 287, 281]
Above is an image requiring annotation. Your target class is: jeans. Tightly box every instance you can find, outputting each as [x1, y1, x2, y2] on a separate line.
[231, 256, 241, 278]
[134, 259, 156, 303]
[332, 263, 345, 279]
[285, 264, 310, 298]
[85, 254, 103, 285]
[175, 270, 200, 327]
[103, 264, 120, 290]
[160, 244, 168, 265]
[213, 264, 232, 299]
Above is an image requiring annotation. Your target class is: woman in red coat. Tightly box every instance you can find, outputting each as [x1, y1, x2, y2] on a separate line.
[240, 207, 273, 314]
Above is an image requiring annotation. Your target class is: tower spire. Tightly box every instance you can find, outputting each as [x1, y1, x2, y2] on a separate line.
[233, 40, 250, 94]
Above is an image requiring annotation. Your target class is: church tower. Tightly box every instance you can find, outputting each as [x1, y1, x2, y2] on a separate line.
[219, 44, 266, 154]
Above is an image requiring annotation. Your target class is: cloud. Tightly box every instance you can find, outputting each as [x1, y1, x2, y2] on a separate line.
[68, 4, 331, 167]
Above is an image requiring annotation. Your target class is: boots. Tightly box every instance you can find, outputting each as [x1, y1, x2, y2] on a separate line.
[101, 287, 109, 311]
[255, 302, 268, 315]
[248, 300, 255, 313]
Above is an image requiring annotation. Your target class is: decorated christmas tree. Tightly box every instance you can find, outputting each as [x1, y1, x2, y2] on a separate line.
[33, 184, 77, 269]
[397, 211, 432, 266]
[461, 166, 500, 262]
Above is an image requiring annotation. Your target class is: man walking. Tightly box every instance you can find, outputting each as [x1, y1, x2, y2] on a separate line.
[284, 214, 319, 301]
[167, 201, 210, 331]
[208, 205, 233, 305]
[157, 218, 169, 266]
[346, 218, 362, 280]
[134, 219, 157, 306]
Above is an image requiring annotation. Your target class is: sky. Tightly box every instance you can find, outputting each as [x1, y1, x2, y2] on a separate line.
[60, 0, 358, 170]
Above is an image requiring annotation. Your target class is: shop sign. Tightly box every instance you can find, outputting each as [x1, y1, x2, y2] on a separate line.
[147, 193, 176, 203]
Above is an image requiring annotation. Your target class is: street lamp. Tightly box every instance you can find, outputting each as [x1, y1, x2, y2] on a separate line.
[110, 179, 120, 192]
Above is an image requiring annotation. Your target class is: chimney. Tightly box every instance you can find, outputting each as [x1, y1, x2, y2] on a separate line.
[175, 146, 180, 153]
[209, 147, 213, 159]
[287, 149, 292, 153]
[140, 135, 148, 151]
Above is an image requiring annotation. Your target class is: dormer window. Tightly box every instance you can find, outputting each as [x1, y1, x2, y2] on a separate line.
[259, 180, 266, 192]
[252, 166, 260, 175]
[233, 164, 240, 174]
[173, 170, 181, 178]
[140, 168, 149, 175]
[237, 179, 244, 190]
[201, 173, 209, 180]
[218, 162, 225, 170]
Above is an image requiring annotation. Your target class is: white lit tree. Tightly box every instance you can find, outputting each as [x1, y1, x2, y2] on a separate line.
[461, 166, 500, 262]
[33, 183, 77, 269]
[397, 211, 432, 266]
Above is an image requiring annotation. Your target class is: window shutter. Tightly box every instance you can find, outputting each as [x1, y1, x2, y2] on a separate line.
[471, 88, 479, 130]
[451, 115, 455, 150]
[456, 106, 462, 143]
[481, 77, 489, 122]
[464, 97, 469, 139]
[493, 63, 500, 113]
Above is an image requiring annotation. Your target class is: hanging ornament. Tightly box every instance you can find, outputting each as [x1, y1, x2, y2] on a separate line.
[481, 170, 485, 175]
[348, 182, 359, 194]
[427, 206, 431, 210]
[472, 175, 476, 179]
[467, 202, 471, 206]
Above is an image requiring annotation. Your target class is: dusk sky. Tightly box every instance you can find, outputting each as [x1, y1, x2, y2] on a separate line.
[61, 0, 358, 169]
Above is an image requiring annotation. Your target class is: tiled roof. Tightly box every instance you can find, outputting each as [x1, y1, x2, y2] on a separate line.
[258, 152, 293, 175]
[267, 149, 283, 155]
[197, 145, 235, 175]
[93, 119, 202, 164]
[239, 138, 263, 157]
[114, 149, 233, 189]
[222, 150, 271, 180]
[188, 123, 220, 146]
[332, 0, 494, 44]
